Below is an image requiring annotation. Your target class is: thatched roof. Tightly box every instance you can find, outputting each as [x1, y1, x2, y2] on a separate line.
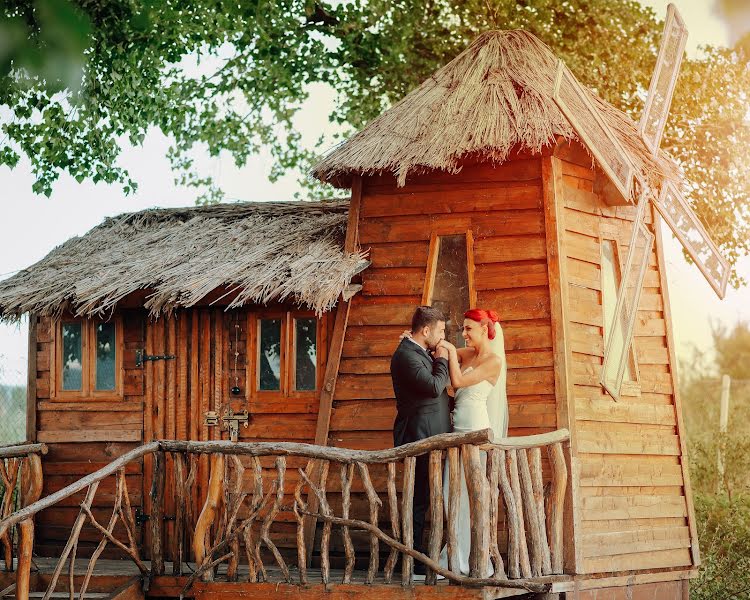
[312, 30, 678, 190]
[0, 201, 368, 321]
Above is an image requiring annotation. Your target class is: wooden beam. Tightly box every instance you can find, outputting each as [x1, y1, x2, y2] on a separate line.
[26, 314, 38, 442]
[303, 175, 363, 563]
[542, 153, 581, 573]
[344, 176, 363, 252]
[653, 209, 701, 568]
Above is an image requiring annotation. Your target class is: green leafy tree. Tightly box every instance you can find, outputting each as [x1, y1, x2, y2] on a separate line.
[1, 0, 748, 284]
[713, 321, 750, 380]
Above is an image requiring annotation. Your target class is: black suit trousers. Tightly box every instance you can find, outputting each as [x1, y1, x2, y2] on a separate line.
[393, 407, 447, 555]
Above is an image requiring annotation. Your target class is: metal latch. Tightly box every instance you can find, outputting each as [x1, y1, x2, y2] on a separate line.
[204, 408, 250, 442]
[135, 349, 176, 368]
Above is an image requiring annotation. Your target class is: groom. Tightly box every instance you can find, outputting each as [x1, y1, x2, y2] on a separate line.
[391, 306, 452, 574]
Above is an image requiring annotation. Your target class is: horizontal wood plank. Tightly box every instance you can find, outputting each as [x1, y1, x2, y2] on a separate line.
[575, 398, 676, 426]
[361, 184, 542, 217]
[474, 235, 547, 264]
[581, 548, 692, 574]
[359, 211, 545, 244]
[581, 495, 688, 521]
[474, 262, 548, 290]
[367, 242, 429, 268]
[577, 431, 680, 456]
[579, 456, 684, 487]
[38, 430, 142, 443]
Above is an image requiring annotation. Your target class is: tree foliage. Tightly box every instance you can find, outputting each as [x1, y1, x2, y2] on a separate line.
[1, 0, 748, 284]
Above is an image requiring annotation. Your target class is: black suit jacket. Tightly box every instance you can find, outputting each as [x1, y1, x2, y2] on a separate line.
[390, 338, 452, 447]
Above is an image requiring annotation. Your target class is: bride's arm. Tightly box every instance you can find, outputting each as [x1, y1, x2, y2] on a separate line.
[442, 344, 501, 389]
[455, 346, 474, 365]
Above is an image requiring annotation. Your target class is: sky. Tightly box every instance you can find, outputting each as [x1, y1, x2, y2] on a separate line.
[0, 0, 748, 381]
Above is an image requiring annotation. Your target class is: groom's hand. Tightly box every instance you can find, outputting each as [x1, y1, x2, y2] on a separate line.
[437, 340, 456, 354]
[434, 345, 449, 359]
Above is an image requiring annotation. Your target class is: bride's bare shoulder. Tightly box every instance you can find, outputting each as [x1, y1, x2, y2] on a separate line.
[480, 352, 502, 372]
[456, 346, 475, 362]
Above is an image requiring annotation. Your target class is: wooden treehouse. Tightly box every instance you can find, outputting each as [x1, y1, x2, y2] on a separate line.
[0, 16, 731, 600]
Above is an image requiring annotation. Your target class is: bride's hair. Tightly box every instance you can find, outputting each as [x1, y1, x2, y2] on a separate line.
[463, 308, 500, 339]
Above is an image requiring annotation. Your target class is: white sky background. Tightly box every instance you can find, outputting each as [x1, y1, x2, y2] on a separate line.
[0, 0, 748, 378]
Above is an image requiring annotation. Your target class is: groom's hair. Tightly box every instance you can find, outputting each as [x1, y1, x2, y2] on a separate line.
[411, 306, 446, 333]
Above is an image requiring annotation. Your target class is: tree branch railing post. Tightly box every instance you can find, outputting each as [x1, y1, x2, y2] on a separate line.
[0, 444, 47, 600]
[0, 430, 570, 596]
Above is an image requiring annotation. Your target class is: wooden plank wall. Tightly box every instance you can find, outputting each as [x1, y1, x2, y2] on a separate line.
[33, 306, 330, 560]
[329, 158, 558, 553]
[144, 307, 330, 559]
[33, 311, 145, 557]
[554, 144, 694, 574]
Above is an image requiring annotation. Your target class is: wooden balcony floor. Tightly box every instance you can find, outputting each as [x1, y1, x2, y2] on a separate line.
[2, 558, 572, 600]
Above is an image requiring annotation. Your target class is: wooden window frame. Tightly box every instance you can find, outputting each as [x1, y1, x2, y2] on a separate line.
[52, 317, 123, 401]
[422, 229, 477, 309]
[252, 311, 288, 397]
[290, 311, 323, 396]
[599, 236, 641, 397]
[247, 310, 325, 401]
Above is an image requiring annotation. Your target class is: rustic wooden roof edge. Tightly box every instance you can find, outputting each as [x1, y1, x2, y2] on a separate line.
[311, 29, 680, 190]
[0, 200, 368, 321]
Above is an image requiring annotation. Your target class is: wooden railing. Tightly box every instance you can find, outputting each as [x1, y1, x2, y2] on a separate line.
[0, 429, 570, 598]
[0, 443, 47, 600]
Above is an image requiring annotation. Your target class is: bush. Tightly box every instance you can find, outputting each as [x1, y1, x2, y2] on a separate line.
[691, 492, 750, 600]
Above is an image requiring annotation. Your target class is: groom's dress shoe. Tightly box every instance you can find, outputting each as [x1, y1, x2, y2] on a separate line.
[412, 563, 427, 581]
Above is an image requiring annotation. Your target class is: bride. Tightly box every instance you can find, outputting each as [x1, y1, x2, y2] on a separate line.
[436, 308, 508, 577]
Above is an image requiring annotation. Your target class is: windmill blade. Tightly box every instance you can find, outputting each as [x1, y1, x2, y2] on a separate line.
[553, 60, 635, 202]
[639, 3, 688, 156]
[601, 195, 655, 401]
[656, 181, 731, 299]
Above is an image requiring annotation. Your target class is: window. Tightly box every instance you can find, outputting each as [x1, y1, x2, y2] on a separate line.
[258, 318, 283, 391]
[95, 322, 117, 391]
[252, 312, 320, 395]
[422, 231, 477, 347]
[55, 318, 122, 398]
[294, 318, 317, 391]
[600, 239, 638, 388]
[61, 322, 83, 391]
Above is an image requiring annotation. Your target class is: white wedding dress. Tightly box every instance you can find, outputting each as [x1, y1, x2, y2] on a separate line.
[437, 368, 496, 575]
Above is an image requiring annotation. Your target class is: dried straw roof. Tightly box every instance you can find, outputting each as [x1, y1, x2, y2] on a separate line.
[0, 201, 368, 321]
[312, 30, 678, 189]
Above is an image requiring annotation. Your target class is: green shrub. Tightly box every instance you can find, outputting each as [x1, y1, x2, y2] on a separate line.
[691, 492, 750, 600]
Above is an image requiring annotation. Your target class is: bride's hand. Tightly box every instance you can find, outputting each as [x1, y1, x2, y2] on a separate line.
[437, 339, 457, 355]
[399, 330, 412, 340]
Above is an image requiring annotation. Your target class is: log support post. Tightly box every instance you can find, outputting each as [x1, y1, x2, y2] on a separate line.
[193, 453, 224, 582]
[150, 451, 166, 576]
[462, 444, 489, 578]
[16, 454, 43, 600]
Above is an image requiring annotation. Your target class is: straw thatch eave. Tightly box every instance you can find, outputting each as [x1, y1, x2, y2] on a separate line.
[311, 29, 679, 191]
[0, 200, 368, 322]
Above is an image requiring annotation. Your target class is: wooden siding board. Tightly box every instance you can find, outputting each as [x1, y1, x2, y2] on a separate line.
[560, 174, 694, 574]
[26, 313, 38, 441]
[543, 154, 580, 572]
[654, 210, 700, 567]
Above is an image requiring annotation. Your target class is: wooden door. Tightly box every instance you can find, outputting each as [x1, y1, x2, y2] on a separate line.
[142, 308, 227, 561]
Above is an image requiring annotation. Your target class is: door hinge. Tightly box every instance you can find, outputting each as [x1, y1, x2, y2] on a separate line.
[135, 349, 176, 368]
[134, 508, 150, 526]
[134, 508, 175, 524]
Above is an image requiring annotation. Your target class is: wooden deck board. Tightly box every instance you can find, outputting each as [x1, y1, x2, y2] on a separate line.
[3, 559, 565, 599]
